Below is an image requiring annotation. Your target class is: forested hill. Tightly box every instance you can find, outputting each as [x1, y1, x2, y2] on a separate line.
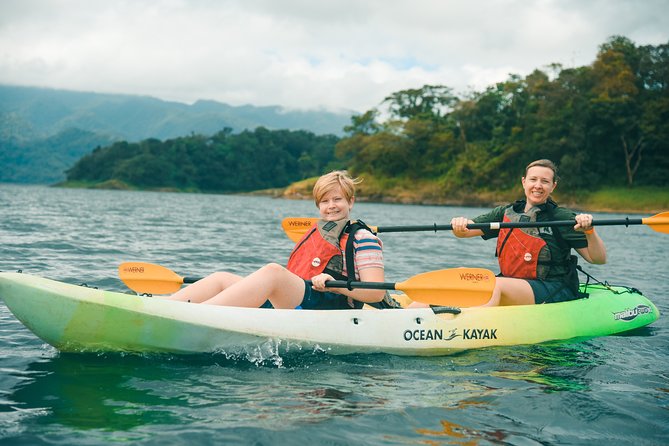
[0, 85, 351, 184]
[66, 36, 668, 202]
[64, 128, 341, 193]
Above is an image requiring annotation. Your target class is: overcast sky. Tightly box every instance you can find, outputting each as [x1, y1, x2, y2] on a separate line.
[1, 0, 668, 113]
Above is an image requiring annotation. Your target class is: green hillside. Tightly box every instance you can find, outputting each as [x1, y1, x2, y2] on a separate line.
[0, 85, 351, 183]
[63, 128, 341, 193]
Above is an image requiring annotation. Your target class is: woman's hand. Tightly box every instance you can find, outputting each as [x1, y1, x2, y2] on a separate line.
[451, 217, 473, 237]
[310, 273, 336, 292]
[574, 213, 594, 233]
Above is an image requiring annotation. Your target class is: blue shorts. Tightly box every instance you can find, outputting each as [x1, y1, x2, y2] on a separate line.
[527, 279, 579, 304]
[260, 281, 361, 310]
[300, 280, 359, 310]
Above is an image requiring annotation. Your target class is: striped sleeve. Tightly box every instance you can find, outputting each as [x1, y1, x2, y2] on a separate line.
[351, 229, 384, 275]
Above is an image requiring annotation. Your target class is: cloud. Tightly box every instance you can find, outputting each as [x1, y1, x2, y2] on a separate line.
[1, 0, 668, 112]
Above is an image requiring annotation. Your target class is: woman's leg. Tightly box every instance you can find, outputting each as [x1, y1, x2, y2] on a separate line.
[491, 277, 535, 306]
[406, 276, 535, 308]
[165, 271, 243, 302]
[202, 263, 306, 308]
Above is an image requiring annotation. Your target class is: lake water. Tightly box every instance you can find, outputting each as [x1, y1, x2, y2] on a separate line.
[1, 184, 667, 445]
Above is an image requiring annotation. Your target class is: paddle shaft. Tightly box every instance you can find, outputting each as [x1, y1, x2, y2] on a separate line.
[309, 279, 397, 291]
[178, 276, 399, 291]
[375, 217, 648, 233]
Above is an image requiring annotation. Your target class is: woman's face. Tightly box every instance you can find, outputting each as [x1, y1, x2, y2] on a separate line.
[522, 166, 556, 207]
[317, 186, 354, 221]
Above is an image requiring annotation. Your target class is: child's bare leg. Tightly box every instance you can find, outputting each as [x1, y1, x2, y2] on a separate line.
[203, 263, 305, 308]
[165, 272, 243, 302]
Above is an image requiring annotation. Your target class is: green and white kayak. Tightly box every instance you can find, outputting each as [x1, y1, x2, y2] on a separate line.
[0, 272, 660, 356]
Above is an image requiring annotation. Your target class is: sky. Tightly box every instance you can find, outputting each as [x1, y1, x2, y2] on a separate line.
[1, 0, 668, 113]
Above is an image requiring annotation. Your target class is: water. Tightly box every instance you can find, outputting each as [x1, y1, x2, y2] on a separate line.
[1, 184, 667, 445]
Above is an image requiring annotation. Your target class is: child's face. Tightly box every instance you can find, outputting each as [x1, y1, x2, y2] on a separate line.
[317, 186, 353, 221]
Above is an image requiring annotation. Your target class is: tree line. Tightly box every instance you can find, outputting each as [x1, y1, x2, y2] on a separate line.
[66, 127, 341, 192]
[66, 36, 668, 195]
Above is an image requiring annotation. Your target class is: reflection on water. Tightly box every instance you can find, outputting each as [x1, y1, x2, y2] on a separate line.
[2, 351, 519, 436]
[5, 355, 184, 431]
[416, 416, 509, 446]
[489, 344, 605, 392]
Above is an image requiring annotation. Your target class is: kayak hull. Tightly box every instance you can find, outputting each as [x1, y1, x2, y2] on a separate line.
[0, 272, 660, 356]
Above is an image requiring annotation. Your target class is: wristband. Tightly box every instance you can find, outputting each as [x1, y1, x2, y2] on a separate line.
[584, 228, 595, 235]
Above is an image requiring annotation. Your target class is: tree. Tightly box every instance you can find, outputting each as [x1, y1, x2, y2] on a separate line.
[343, 110, 380, 136]
[590, 36, 644, 186]
[382, 85, 458, 120]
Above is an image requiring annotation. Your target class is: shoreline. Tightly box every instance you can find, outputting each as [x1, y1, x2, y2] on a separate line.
[54, 180, 668, 214]
[244, 187, 666, 215]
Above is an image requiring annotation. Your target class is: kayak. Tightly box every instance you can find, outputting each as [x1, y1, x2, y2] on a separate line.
[0, 272, 660, 356]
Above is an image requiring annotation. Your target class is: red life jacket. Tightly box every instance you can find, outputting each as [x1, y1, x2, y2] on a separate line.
[286, 219, 350, 280]
[287, 219, 395, 310]
[496, 206, 552, 280]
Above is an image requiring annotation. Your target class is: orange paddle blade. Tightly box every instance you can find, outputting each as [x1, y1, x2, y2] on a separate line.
[281, 217, 381, 242]
[281, 217, 318, 242]
[118, 262, 184, 294]
[643, 211, 669, 234]
[398, 268, 496, 307]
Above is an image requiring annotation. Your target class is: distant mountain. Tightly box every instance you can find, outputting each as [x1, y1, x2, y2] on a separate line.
[0, 84, 352, 184]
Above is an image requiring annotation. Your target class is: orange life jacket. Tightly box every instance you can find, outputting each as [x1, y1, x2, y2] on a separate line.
[286, 219, 351, 280]
[496, 206, 552, 280]
[287, 219, 396, 310]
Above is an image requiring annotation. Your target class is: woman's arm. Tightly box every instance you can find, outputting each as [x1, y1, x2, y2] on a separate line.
[574, 213, 607, 264]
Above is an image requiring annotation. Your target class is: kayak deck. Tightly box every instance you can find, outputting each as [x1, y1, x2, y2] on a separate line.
[0, 272, 660, 356]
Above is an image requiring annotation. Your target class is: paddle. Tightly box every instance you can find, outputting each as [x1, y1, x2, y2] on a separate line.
[118, 262, 496, 307]
[281, 211, 669, 242]
[119, 262, 200, 295]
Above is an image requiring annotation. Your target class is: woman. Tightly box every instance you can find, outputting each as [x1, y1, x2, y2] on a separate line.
[449, 159, 606, 306]
[166, 170, 386, 309]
